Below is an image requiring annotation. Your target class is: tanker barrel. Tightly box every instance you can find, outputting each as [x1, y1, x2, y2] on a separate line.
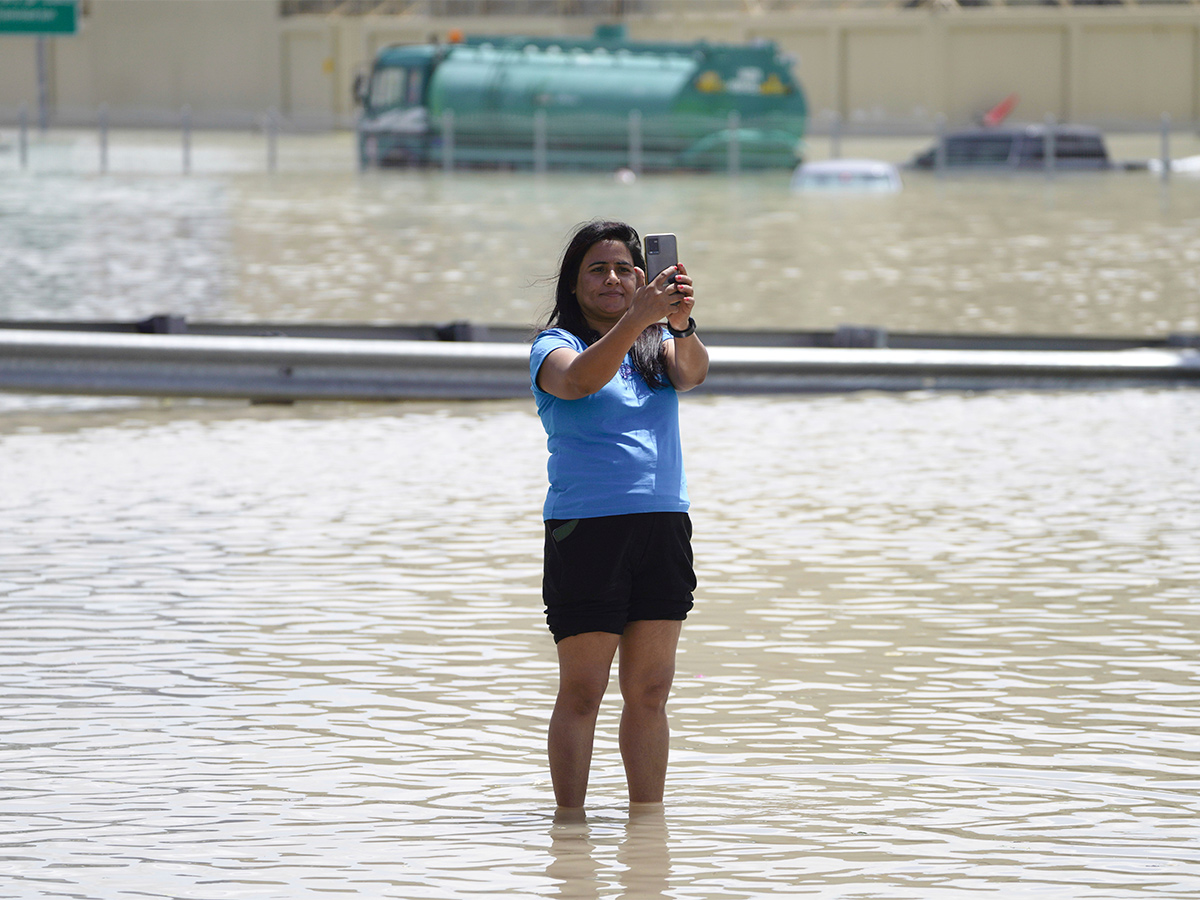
[629, 109, 643, 175]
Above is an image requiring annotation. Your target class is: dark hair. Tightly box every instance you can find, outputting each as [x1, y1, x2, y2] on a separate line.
[543, 220, 667, 389]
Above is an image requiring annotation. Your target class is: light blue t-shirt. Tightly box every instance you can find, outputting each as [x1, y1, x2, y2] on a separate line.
[530, 328, 689, 520]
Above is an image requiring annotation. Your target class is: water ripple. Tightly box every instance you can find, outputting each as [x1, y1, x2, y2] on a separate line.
[1, 392, 1199, 897]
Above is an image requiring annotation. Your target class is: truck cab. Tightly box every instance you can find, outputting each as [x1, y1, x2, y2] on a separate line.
[356, 46, 440, 166]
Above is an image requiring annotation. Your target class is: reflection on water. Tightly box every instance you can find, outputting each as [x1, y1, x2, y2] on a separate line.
[546, 806, 672, 900]
[1, 390, 1198, 898]
[2, 131, 1199, 337]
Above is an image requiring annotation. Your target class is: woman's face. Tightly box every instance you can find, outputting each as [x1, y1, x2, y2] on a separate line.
[574, 240, 638, 332]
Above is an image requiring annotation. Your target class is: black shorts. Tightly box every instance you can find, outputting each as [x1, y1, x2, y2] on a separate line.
[542, 512, 695, 643]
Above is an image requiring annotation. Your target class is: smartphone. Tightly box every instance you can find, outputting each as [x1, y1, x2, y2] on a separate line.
[644, 233, 678, 286]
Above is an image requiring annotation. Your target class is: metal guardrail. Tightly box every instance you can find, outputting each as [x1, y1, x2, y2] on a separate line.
[0, 330, 531, 401]
[1, 327, 1197, 401]
[703, 344, 1200, 394]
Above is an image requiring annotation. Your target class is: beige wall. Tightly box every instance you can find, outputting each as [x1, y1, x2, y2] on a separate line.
[1073, 21, 1197, 123]
[281, 19, 339, 127]
[1, 1, 1197, 130]
[751, 9, 1199, 130]
[1, 0, 282, 127]
[944, 25, 1066, 123]
[1, 33, 40, 110]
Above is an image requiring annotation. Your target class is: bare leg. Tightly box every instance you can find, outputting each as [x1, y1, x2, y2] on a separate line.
[618, 620, 682, 804]
[548, 631, 620, 808]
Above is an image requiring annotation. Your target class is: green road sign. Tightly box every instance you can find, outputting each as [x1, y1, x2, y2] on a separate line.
[0, 1, 78, 35]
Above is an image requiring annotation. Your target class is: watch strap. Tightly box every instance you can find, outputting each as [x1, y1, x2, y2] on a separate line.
[667, 317, 697, 339]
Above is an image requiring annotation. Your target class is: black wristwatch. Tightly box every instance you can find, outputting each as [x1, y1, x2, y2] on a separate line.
[667, 317, 697, 339]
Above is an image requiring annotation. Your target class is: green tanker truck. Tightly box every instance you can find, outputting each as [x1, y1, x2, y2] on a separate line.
[355, 25, 807, 171]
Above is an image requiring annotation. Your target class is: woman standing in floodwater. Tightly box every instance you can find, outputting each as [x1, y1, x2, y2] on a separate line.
[529, 220, 709, 809]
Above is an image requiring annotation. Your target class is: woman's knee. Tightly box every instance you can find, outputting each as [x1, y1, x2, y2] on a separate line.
[620, 668, 674, 711]
[555, 632, 620, 716]
[556, 670, 611, 717]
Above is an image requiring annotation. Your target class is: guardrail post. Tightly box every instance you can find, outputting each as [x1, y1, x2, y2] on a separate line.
[727, 110, 740, 177]
[265, 108, 278, 173]
[98, 104, 109, 174]
[355, 117, 368, 171]
[628, 109, 642, 176]
[18, 104, 28, 169]
[935, 114, 946, 176]
[441, 109, 455, 172]
[534, 109, 548, 173]
[1160, 112, 1171, 183]
[182, 105, 192, 175]
[1044, 113, 1056, 178]
[362, 130, 377, 170]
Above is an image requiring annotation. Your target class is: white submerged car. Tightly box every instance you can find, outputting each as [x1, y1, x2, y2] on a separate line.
[791, 158, 902, 193]
[1148, 154, 1200, 176]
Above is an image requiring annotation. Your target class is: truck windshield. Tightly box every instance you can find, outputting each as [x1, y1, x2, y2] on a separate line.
[369, 66, 425, 111]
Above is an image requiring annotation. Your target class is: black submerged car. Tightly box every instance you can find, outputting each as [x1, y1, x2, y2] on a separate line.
[909, 123, 1112, 171]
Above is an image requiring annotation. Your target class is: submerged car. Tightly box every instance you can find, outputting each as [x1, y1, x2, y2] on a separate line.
[790, 158, 902, 192]
[908, 124, 1112, 171]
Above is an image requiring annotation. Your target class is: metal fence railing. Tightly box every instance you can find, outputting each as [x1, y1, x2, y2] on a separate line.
[357, 108, 806, 174]
[281, 0, 1200, 14]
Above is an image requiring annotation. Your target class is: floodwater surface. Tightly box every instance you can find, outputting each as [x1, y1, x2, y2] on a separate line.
[2, 129, 1199, 336]
[1, 131, 1199, 899]
[2, 391, 1198, 899]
